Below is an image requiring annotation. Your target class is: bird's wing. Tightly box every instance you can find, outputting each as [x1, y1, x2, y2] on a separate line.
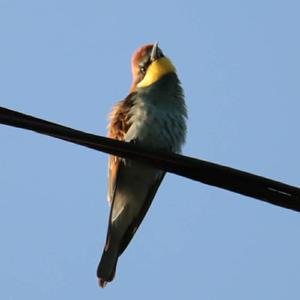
[107, 94, 135, 204]
[117, 170, 165, 255]
[107, 91, 166, 254]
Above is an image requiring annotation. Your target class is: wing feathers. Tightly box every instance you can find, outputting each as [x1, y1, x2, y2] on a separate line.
[107, 93, 136, 204]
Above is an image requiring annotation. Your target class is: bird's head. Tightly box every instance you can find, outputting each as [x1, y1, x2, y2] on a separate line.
[130, 42, 176, 92]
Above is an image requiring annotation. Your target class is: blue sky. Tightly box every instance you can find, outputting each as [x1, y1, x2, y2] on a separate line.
[1, 1, 300, 299]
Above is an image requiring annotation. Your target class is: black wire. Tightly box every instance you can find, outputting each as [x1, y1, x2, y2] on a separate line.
[1, 106, 300, 212]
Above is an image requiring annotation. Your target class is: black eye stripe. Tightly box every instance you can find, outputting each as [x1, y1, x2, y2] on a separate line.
[139, 60, 150, 68]
[139, 58, 151, 73]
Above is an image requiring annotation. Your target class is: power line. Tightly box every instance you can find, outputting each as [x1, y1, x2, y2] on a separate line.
[1, 106, 300, 212]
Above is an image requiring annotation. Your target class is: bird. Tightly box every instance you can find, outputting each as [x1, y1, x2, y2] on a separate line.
[97, 42, 187, 287]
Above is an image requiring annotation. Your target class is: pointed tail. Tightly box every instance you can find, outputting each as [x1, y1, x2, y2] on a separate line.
[97, 235, 119, 288]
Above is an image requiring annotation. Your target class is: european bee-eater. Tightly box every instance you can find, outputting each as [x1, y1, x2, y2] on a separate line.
[97, 43, 187, 287]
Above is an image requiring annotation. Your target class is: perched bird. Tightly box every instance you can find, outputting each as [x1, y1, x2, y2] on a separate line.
[97, 43, 187, 287]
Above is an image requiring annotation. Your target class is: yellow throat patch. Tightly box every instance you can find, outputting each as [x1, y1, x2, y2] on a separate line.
[137, 57, 176, 89]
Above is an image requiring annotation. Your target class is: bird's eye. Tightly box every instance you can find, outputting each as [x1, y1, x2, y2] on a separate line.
[140, 66, 146, 74]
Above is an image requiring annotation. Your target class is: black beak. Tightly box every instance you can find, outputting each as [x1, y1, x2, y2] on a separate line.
[150, 42, 163, 62]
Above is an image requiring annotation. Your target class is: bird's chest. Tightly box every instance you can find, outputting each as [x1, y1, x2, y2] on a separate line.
[125, 99, 181, 151]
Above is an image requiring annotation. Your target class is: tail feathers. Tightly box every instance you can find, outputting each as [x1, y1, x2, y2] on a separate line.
[97, 237, 119, 288]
